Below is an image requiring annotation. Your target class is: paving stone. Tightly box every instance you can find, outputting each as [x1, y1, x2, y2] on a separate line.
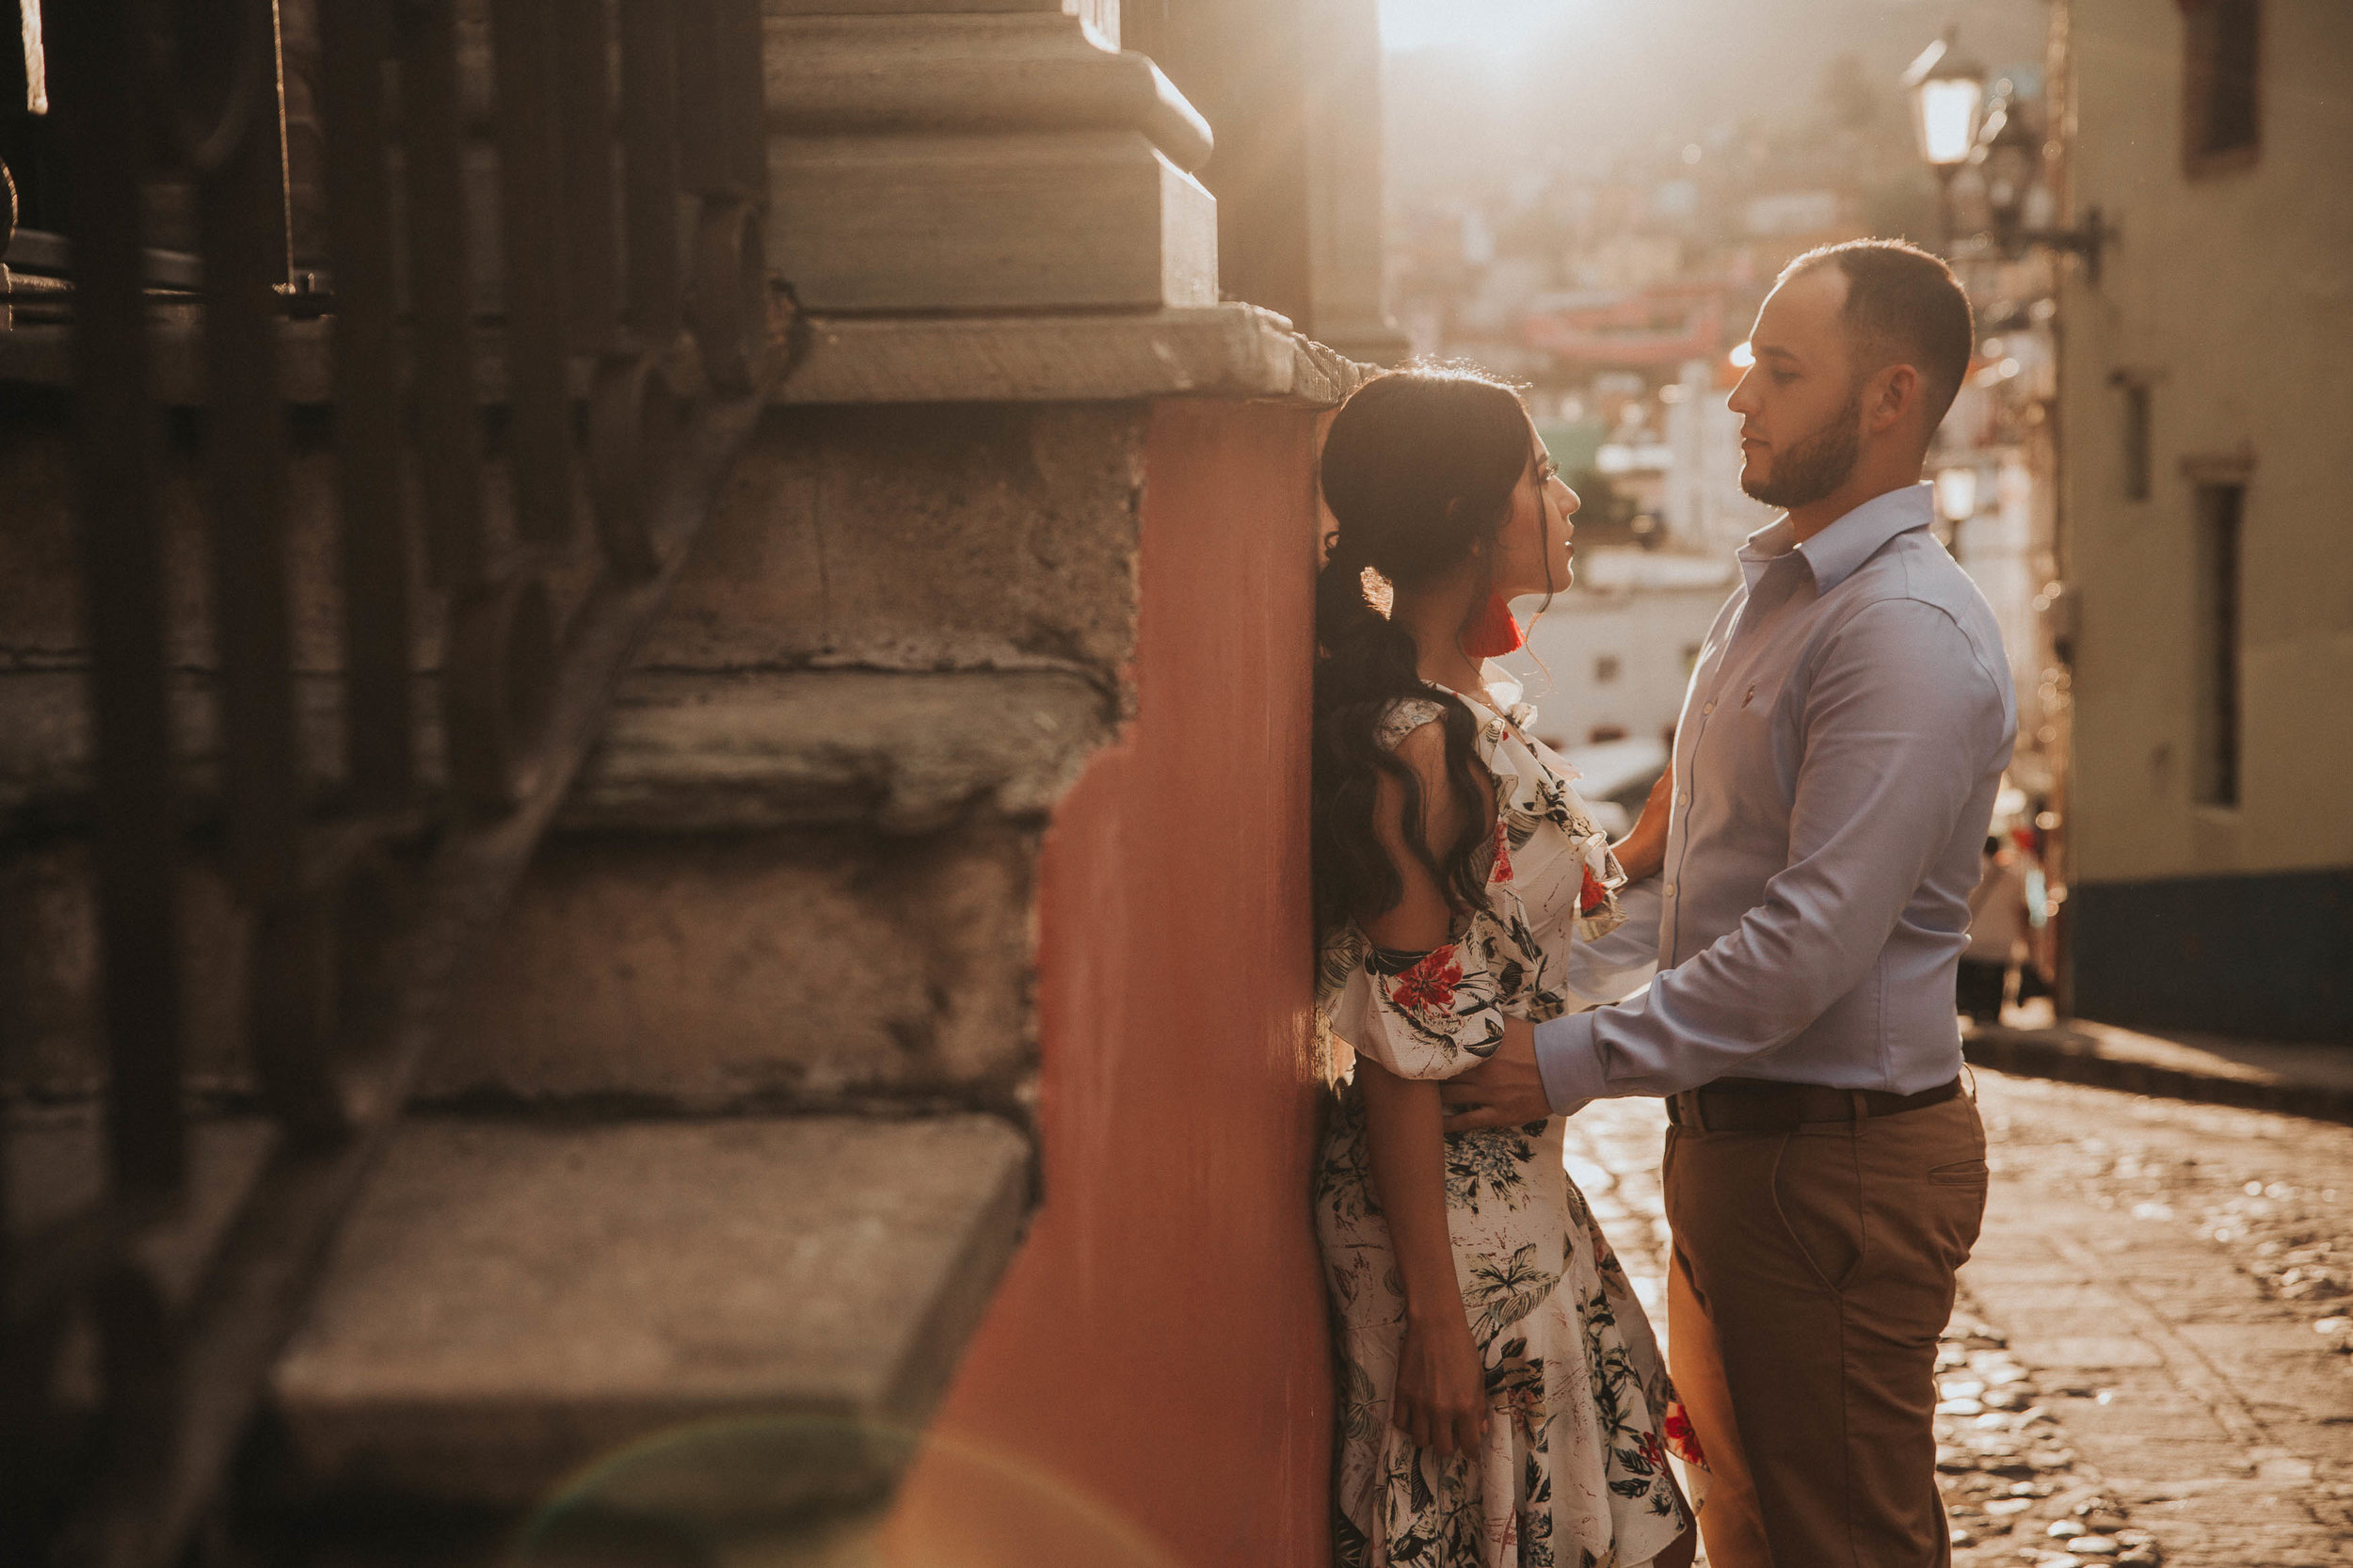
[1569, 1073, 2353, 1568]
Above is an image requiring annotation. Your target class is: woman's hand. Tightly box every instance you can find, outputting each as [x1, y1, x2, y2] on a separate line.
[1611, 762, 1675, 884]
[1392, 1308, 1491, 1456]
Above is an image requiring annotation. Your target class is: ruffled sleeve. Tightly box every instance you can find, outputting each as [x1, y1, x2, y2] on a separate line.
[1320, 923, 1510, 1080]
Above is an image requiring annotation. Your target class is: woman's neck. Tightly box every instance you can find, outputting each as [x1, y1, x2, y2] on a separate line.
[1391, 579, 1489, 699]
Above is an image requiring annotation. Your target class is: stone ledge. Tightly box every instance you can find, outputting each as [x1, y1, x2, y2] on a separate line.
[570, 668, 1113, 834]
[778, 304, 1367, 406]
[0, 304, 1366, 407]
[269, 1113, 1030, 1507]
[762, 11, 1213, 173]
[0, 668, 1112, 836]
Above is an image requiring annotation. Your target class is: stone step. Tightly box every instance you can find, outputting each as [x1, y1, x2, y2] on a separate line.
[0, 668, 1111, 838]
[267, 1113, 1029, 1525]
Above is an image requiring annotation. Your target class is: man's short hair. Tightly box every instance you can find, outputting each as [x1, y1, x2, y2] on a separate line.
[1779, 239, 1975, 428]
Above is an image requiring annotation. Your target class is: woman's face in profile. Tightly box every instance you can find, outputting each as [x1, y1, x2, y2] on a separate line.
[1489, 437, 1578, 600]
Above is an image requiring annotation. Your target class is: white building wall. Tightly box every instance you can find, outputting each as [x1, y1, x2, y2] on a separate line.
[1498, 572, 1733, 759]
[1663, 358, 1776, 556]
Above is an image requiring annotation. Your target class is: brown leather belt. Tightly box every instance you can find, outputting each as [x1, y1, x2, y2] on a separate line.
[1666, 1075, 1963, 1133]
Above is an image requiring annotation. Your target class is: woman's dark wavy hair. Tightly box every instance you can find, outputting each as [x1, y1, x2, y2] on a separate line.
[1312, 366, 1541, 938]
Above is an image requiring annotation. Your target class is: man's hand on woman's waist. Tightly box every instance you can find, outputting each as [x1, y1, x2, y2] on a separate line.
[1439, 1017, 1574, 1131]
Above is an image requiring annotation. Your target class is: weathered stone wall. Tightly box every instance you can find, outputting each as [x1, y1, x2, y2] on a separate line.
[0, 397, 1147, 1112]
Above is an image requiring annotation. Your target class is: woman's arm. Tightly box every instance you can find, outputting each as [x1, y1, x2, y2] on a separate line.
[1356, 722, 1492, 1457]
[1356, 1060, 1488, 1455]
[1611, 760, 1675, 884]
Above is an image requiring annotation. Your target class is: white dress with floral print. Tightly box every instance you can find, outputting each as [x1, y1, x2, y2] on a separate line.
[1315, 680, 1705, 1568]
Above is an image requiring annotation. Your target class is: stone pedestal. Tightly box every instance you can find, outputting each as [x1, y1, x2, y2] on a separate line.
[763, 5, 1217, 312]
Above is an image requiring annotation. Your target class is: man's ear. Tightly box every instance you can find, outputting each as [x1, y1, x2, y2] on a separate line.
[1865, 362, 1921, 435]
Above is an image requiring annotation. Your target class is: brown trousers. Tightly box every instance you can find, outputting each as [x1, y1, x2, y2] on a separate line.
[1661, 1091, 1989, 1567]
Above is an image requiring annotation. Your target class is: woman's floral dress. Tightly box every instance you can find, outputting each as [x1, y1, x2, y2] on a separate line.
[1315, 680, 1706, 1568]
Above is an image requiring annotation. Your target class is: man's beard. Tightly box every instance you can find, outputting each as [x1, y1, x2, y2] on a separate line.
[1740, 386, 1863, 509]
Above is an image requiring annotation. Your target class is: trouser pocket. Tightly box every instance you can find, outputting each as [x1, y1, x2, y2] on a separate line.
[1769, 1130, 1867, 1292]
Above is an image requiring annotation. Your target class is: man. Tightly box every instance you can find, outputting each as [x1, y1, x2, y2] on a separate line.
[1444, 239, 2015, 1567]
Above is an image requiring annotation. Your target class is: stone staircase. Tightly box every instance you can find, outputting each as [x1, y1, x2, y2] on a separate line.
[1, 302, 1354, 1560]
[2, 0, 1384, 1552]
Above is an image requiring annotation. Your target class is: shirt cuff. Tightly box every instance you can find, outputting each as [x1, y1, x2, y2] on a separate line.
[1532, 1009, 1609, 1111]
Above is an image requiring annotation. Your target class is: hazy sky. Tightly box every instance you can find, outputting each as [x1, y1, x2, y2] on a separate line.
[1377, 0, 1569, 55]
[1379, 0, 2048, 178]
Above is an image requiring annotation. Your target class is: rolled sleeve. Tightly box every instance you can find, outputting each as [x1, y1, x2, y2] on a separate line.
[1544, 597, 2010, 1104]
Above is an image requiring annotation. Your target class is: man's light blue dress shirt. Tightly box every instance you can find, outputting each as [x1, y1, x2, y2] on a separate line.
[1536, 482, 2017, 1104]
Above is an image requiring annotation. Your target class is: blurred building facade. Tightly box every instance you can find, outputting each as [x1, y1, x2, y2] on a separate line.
[2051, 0, 2353, 1041]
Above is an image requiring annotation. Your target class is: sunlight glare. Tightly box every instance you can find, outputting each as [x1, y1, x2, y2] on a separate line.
[1729, 342, 1755, 369]
[1379, 0, 1573, 56]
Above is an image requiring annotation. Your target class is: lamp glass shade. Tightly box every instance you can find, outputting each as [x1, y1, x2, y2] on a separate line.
[1935, 465, 1981, 523]
[1915, 76, 1985, 166]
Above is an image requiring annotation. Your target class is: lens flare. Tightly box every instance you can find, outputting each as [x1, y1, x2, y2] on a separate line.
[513, 1414, 1185, 1568]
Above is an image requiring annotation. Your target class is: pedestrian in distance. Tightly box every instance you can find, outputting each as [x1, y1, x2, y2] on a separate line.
[1439, 239, 2017, 1568]
[1310, 366, 1703, 1566]
[1961, 835, 2033, 1025]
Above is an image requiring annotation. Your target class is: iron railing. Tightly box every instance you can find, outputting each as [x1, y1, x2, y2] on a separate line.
[1, 1, 787, 1561]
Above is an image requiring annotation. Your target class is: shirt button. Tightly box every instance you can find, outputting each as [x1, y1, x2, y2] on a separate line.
[1662, 881, 1677, 897]
[1676, 791, 1689, 807]
[1702, 701, 1716, 714]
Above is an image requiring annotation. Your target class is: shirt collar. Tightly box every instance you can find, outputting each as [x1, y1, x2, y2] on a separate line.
[1737, 482, 1935, 595]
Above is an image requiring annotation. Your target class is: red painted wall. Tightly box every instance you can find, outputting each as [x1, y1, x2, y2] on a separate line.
[886, 399, 1332, 1568]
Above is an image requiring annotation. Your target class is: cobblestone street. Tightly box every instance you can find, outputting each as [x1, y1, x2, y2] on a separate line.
[1565, 1073, 2353, 1568]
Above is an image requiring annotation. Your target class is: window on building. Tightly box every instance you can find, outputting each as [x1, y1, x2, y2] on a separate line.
[2122, 381, 2153, 502]
[1594, 654, 1622, 683]
[2191, 482, 2244, 807]
[1587, 725, 1628, 744]
[2183, 0, 2261, 174]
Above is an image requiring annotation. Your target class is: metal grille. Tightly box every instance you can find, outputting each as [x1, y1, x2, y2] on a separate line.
[2, 1, 785, 1560]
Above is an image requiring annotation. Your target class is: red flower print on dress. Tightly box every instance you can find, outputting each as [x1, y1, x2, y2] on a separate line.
[1491, 818, 1514, 884]
[1664, 1403, 1706, 1466]
[1387, 947, 1463, 1012]
[1578, 864, 1609, 915]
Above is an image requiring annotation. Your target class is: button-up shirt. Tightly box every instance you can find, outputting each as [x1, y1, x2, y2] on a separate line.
[1534, 482, 2016, 1102]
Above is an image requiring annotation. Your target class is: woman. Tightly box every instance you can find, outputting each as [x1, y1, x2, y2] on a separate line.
[1311, 367, 1703, 1567]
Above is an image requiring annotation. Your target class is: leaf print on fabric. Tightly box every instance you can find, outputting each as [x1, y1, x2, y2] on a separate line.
[1467, 1247, 1560, 1345]
[1446, 1126, 1538, 1217]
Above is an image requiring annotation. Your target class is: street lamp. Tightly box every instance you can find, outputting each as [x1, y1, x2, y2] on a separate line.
[1975, 81, 2116, 284]
[1901, 29, 1985, 252]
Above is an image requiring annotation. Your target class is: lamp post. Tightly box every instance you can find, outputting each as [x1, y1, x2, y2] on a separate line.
[1901, 29, 1985, 253]
[1976, 81, 2116, 285]
[1902, 30, 2116, 280]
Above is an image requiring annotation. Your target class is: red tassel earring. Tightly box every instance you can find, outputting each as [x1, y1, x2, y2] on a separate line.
[1462, 592, 1525, 658]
